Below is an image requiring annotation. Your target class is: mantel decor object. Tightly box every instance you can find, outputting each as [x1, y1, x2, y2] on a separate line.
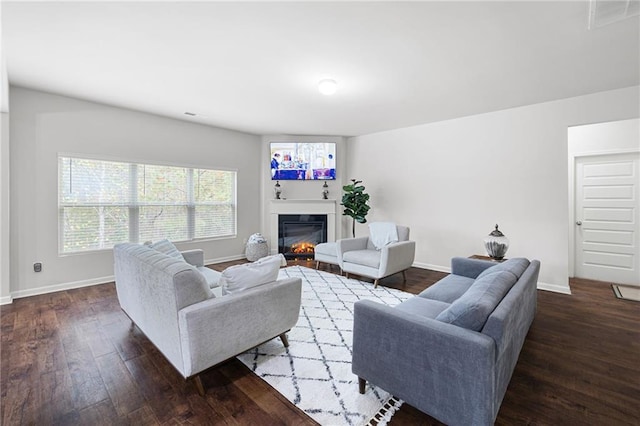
[274, 181, 282, 199]
[322, 182, 329, 199]
[484, 224, 509, 260]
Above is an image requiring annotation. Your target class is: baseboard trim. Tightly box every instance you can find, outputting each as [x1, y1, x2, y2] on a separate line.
[11, 275, 115, 301]
[537, 281, 572, 295]
[5, 254, 248, 303]
[412, 262, 451, 273]
[413, 262, 572, 295]
[205, 254, 246, 265]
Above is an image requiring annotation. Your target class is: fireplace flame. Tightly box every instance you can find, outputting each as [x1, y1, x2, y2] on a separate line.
[291, 242, 315, 254]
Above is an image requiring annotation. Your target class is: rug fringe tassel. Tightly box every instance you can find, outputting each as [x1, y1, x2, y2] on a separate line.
[363, 397, 403, 426]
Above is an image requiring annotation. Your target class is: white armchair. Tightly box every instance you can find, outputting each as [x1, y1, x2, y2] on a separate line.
[337, 225, 415, 288]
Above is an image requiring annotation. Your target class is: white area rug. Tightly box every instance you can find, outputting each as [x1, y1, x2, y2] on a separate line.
[237, 266, 412, 426]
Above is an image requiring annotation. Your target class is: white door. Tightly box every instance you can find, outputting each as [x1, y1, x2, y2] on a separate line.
[575, 153, 640, 285]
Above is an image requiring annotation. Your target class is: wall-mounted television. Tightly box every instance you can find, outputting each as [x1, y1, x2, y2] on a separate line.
[270, 142, 336, 180]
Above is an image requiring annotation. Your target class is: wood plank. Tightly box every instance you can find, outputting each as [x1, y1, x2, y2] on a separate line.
[76, 399, 124, 426]
[1, 266, 638, 425]
[37, 369, 76, 424]
[65, 343, 110, 410]
[124, 354, 191, 423]
[95, 352, 145, 417]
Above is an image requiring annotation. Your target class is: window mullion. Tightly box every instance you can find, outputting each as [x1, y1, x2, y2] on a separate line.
[187, 168, 195, 239]
[129, 163, 139, 243]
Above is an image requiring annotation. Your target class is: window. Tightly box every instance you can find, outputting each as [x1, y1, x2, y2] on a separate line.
[58, 156, 236, 254]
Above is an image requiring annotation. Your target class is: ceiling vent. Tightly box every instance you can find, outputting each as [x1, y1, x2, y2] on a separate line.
[588, 0, 640, 29]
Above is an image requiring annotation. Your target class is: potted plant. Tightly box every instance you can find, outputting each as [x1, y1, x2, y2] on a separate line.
[341, 179, 371, 238]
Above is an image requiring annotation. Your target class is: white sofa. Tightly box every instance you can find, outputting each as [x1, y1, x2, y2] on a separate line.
[113, 242, 302, 395]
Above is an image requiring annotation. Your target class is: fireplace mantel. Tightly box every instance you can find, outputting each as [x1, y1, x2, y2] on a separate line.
[269, 199, 337, 255]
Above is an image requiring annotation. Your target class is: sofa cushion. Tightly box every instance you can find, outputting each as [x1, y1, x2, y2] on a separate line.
[221, 254, 283, 295]
[435, 270, 517, 331]
[477, 258, 530, 280]
[343, 249, 381, 269]
[174, 268, 214, 310]
[418, 274, 475, 303]
[149, 239, 184, 261]
[396, 297, 451, 319]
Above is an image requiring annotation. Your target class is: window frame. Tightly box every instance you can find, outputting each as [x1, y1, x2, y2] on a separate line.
[58, 154, 237, 255]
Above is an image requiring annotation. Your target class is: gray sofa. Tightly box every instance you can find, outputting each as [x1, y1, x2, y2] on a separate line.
[113, 243, 302, 395]
[352, 257, 540, 426]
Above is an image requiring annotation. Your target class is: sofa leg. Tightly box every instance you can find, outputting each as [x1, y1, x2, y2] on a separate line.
[374, 279, 379, 288]
[193, 375, 205, 396]
[358, 377, 366, 394]
[279, 333, 289, 347]
[402, 270, 407, 283]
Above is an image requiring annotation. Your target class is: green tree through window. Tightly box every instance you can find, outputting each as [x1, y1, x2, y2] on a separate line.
[58, 156, 236, 253]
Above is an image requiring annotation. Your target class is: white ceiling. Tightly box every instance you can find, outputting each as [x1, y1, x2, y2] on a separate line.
[2, 1, 639, 136]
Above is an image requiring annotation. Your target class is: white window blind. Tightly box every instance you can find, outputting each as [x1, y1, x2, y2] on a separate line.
[58, 156, 236, 254]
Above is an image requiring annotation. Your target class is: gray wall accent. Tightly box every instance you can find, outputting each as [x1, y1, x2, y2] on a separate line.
[346, 86, 640, 293]
[8, 86, 261, 297]
[1, 112, 10, 304]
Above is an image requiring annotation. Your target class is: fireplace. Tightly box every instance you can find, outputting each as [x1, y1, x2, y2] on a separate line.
[278, 214, 328, 259]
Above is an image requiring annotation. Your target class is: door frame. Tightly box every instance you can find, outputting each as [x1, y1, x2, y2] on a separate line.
[568, 148, 640, 278]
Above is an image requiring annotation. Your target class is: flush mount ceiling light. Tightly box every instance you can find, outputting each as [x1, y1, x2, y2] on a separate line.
[318, 78, 338, 95]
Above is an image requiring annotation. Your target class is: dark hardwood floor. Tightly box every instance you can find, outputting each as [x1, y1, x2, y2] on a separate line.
[1, 260, 638, 425]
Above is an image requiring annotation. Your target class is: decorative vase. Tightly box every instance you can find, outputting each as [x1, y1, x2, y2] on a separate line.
[484, 224, 509, 260]
[274, 181, 282, 199]
[322, 181, 329, 199]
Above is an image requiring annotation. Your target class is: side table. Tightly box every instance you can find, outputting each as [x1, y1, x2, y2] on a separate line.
[469, 254, 507, 263]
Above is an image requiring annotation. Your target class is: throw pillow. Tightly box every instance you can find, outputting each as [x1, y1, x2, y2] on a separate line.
[149, 239, 184, 261]
[435, 270, 517, 331]
[174, 268, 215, 310]
[220, 254, 284, 295]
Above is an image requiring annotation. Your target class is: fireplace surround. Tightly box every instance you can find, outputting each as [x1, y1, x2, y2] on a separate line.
[269, 199, 337, 256]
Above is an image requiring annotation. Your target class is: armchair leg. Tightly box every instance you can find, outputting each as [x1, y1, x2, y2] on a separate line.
[279, 333, 289, 347]
[374, 279, 379, 289]
[402, 270, 407, 283]
[358, 377, 366, 394]
[315, 261, 320, 270]
[193, 375, 205, 396]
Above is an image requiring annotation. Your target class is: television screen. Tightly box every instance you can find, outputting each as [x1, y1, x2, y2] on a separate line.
[270, 142, 336, 180]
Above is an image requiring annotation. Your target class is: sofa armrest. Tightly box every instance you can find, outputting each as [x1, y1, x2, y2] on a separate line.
[451, 257, 496, 279]
[338, 237, 368, 253]
[178, 277, 302, 377]
[352, 300, 495, 425]
[182, 249, 204, 267]
[379, 240, 415, 276]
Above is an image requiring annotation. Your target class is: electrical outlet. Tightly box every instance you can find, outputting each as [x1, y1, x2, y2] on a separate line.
[34, 262, 42, 273]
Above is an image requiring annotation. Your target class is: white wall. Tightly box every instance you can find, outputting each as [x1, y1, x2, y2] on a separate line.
[567, 118, 640, 277]
[0, 49, 10, 303]
[346, 86, 640, 293]
[1, 112, 10, 304]
[9, 86, 262, 299]
[259, 135, 349, 247]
